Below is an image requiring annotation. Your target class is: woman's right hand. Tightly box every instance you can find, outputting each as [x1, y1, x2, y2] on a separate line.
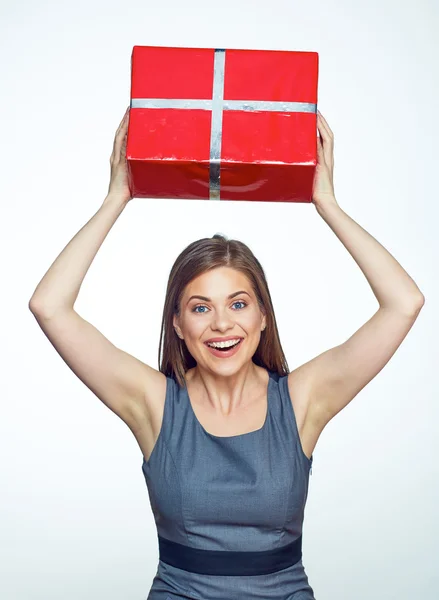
[107, 106, 132, 204]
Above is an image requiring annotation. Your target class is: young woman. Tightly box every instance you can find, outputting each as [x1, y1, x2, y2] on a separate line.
[29, 108, 424, 599]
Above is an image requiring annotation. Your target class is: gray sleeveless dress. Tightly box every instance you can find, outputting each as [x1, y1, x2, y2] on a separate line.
[142, 370, 315, 600]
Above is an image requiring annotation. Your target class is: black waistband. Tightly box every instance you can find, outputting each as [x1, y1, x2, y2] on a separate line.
[158, 534, 302, 576]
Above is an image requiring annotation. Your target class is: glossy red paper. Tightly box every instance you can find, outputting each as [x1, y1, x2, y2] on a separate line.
[127, 46, 319, 202]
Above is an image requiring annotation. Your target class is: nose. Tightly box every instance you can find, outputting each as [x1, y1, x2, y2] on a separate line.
[211, 308, 235, 332]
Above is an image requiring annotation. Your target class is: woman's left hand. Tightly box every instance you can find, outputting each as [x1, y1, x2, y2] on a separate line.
[312, 111, 338, 208]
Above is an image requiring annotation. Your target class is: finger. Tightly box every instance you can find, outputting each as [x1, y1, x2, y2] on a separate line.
[317, 116, 331, 142]
[317, 118, 334, 167]
[113, 111, 130, 158]
[120, 131, 128, 155]
[114, 108, 130, 141]
[318, 133, 334, 173]
[317, 111, 334, 139]
[114, 118, 129, 148]
[316, 133, 325, 164]
[113, 131, 126, 162]
[115, 111, 129, 138]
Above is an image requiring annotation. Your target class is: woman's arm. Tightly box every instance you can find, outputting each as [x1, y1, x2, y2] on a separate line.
[28, 109, 165, 430]
[29, 192, 127, 315]
[294, 112, 424, 429]
[315, 200, 424, 311]
[29, 109, 132, 314]
[312, 111, 423, 310]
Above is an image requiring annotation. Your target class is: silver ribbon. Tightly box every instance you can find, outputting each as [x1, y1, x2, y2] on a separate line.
[131, 49, 317, 200]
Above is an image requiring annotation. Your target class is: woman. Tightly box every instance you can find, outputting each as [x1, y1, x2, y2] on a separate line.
[29, 108, 425, 599]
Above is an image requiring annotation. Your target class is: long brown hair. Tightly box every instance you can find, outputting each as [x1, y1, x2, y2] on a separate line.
[158, 233, 289, 388]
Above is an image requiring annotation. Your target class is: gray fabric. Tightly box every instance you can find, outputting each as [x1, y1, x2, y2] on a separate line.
[142, 370, 315, 599]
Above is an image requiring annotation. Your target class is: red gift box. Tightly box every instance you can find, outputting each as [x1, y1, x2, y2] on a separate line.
[127, 45, 319, 202]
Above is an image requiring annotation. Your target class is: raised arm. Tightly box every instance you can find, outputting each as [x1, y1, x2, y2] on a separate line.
[29, 108, 165, 429]
[293, 112, 425, 435]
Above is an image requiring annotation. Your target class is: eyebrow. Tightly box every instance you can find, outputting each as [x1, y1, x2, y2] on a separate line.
[187, 290, 251, 305]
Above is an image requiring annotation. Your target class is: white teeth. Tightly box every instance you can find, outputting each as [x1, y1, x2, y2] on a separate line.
[207, 339, 241, 349]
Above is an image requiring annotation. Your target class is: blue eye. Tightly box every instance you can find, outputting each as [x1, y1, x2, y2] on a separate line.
[193, 305, 207, 314]
[192, 301, 247, 313]
[233, 301, 247, 310]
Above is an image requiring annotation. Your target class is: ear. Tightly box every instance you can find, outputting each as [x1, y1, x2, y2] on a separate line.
[261, 313, 267, 332]
[173, 315, 183, 339]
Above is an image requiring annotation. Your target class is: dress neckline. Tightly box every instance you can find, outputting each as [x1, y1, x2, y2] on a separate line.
[185, 370, 272, 440]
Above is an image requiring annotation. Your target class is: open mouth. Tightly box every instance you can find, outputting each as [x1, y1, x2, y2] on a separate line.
[207, 340, 242, 351]
[204, 338, 244, 357]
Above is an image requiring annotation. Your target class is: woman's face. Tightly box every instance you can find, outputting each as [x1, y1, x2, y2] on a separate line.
[173, 267, 266, 374]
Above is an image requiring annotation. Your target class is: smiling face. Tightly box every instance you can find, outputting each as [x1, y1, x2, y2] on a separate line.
[173, 267, 266, 374]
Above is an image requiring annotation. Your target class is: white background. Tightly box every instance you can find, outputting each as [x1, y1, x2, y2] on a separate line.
[2, 0, 438, 598]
